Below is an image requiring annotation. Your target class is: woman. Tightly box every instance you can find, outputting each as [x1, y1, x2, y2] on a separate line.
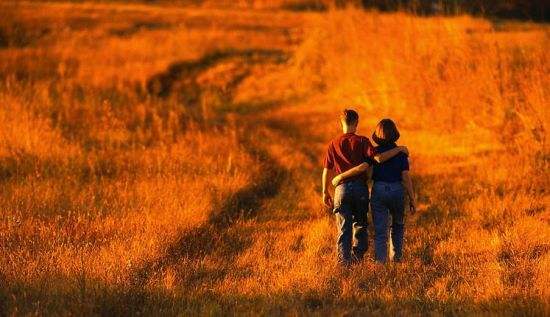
[331, 119, 416, 263]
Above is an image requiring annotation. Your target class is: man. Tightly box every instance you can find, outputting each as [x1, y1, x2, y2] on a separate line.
[322, 109, 408, 266]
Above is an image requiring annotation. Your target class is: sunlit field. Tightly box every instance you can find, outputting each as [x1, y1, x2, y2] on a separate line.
[0, 1, 548, 315]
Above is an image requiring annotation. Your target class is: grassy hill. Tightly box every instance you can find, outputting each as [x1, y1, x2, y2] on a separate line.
[0, 1, 548, 315]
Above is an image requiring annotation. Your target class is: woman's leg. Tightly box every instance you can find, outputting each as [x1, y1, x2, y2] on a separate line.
[370, 190, 389, 263]
[388, 188, 405, 261]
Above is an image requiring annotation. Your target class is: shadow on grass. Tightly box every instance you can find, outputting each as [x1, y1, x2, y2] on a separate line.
[2, 276, 548, 315]
[109, 21, 173, 38]
[127, 117, 289, 294]
[146, 49, 290, 106]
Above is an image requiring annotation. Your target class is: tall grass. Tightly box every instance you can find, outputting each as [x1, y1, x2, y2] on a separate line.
[293, 10, 548, 145]
[0, 1, 548, 314]
[289, 9, 549, 310]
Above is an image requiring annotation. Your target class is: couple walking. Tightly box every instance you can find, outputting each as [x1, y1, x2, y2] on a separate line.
[321, 109, 416, 266]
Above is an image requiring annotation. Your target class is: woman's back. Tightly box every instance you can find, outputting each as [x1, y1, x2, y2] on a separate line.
[372, 143, 409, 183]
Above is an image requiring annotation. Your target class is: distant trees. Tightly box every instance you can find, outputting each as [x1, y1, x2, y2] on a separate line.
[329, 0, 548, 20]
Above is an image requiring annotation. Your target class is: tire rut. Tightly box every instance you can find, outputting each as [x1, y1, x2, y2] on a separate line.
[127, 116, 289, 294]
[124, 49, 319, 306]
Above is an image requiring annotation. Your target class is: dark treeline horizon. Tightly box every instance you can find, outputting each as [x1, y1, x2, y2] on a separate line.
[345, 0, 548, 21]
[10, 0, 549, 21]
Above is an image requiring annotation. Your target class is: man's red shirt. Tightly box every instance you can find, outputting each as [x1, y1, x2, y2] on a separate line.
[323, 133, 375, 182]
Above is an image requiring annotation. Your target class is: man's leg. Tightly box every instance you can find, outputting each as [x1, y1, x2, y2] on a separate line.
[351, 186, 369, 263]
[335, 209, 353, 266]
[334, 185, 352, 266]
[351, 211, 368, 262]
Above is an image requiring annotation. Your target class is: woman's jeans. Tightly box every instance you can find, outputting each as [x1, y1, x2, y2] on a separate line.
[371, 181, 405, 263]
[333, 180, 369, 265]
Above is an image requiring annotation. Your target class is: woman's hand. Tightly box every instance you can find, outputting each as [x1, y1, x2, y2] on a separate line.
[332, 175, 342, 187]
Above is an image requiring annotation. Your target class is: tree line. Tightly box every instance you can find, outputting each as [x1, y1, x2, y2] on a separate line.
[329, 0, 548, 21]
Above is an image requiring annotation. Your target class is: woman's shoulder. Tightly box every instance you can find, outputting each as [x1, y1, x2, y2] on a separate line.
[374, 143, 396, 153]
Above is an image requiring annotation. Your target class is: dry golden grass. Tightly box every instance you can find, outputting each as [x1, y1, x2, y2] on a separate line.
[0, 1, 548, 315]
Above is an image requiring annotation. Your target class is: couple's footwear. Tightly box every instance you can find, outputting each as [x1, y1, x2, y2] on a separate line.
[338, 253, 365, 268]
[351, 253, 364, 265]
[374, 256, 404, 265]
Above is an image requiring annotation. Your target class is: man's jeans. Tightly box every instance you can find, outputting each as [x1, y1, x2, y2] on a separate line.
[333, 180, 369, 266]
[371, 181, 405, 263]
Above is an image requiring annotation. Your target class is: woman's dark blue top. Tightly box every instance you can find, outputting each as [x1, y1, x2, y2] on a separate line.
[371, 143, 409, 182]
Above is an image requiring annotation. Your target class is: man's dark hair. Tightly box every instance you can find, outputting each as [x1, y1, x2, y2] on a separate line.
[341, 109, 359, 125]
[372, 118, 400, 146]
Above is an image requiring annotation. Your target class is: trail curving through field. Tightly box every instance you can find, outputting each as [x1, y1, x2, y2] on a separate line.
[117, 48, 333, 313]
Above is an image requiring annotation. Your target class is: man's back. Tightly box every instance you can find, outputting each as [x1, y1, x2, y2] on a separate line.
[323, 132, 374, 181]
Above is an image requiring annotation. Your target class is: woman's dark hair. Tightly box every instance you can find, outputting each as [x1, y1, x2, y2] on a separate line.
[341, 109, 359, 125]
[372, 118, 400, 146]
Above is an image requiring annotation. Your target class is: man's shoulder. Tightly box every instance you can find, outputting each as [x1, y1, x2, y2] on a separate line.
[329, 133, 372, 145]
[326, 137, 338, 151]
[328, 134, 345, 145]
[354, 134, 373, 145]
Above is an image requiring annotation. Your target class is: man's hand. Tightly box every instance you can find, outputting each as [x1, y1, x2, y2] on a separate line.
[331, 175, 342, 187]
[322, 192, 333, 209]
[409, 199, 416, 214]
[399, 146, 409, 156]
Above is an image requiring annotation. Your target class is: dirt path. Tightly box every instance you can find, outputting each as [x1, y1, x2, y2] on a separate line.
[129, 114, 290, 287]
[112, 46, 332, 313]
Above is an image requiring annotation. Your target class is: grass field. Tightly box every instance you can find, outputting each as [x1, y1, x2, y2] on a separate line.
[0, 1, 549, 315]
